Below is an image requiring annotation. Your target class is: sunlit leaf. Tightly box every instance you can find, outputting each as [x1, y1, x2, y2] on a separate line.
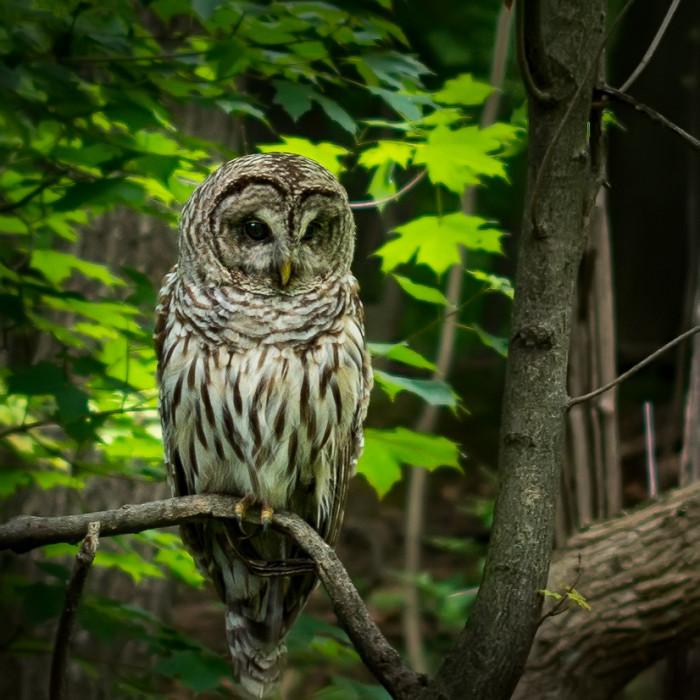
[375, 212, 504, 276]
[467, 269, 514, 299]
[433, 73, 494, 106]
[359, 427, 460, 497]
[358, 140, 415, 169]
[414, 124, 509, 192]
[31, 250, 124, 287]
[258, 137, 349, 177]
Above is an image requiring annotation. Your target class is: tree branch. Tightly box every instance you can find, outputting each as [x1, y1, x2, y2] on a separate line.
[514, 481, 700, 700]
[599, 84, 700, 151]
[619, 0, 683, 92]
[0, 495, 424, 699]
[529, 0, 637, 233]
[349, 170, 426, 211]
[49, 521, 100, 700]
[567, 325, 700, 408]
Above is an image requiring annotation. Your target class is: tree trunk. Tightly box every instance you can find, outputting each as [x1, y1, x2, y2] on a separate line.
[514, 481, 700, 700]
[427, 2, 606, 698]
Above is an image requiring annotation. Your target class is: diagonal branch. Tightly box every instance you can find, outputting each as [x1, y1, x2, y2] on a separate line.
[49, 522, 100, 700]
[349, 170, 426, 210]
[619, 0, 683, 92]
[567, 325, 700, 408]
[0, 495, 424, 699]
[599, 84, 700, 151]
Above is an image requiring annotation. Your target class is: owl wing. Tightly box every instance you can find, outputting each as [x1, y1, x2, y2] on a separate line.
[319, 292, 373, 549]
[155, 268, 229, 595]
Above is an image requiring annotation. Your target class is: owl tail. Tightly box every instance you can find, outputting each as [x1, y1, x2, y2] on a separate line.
[208, 523, 318, 698]
[226, 605, 286, 699]
[219, 549, 289, 699]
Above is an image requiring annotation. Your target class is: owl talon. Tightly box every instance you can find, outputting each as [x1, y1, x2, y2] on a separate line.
[234, 493, 256, 534]
[261, 505, 274, 532]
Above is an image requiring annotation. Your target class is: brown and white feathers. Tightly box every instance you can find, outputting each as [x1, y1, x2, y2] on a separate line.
[155, 153, 372, 698]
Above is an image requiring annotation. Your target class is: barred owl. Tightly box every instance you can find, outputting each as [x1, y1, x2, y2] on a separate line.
[154, 153, 372, 698]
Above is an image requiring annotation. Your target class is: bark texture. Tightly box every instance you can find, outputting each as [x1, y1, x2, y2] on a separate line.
[514, 481, 700, 699]
[427, 3, 606, 698]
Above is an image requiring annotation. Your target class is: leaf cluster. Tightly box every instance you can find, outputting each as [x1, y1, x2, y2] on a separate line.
[0, 0, 523, 694]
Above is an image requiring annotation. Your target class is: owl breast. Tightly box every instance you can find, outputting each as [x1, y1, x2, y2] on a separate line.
[157, 272, 366, 530]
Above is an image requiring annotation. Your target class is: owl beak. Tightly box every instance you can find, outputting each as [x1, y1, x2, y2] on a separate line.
[278, 259, 292, 287]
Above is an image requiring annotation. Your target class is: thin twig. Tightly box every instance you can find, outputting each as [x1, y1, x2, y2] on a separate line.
[0, 495, 424, 698]
[619, 0, 683, 92]
[515, 0, 555, 104]
[598, 84, 700, 151]
[530, 0, 637, 232]
[0, 178, 60, 213]
[538, 554, 583, 627]
[567, 325, 700, 408]
[0, 405, 156, 440]
[49, 522, 100, 700]
[349, 170, 426, 210]
[643, 401, 658, 498]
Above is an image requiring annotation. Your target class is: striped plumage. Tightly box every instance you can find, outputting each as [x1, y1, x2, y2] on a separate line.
[155, 153, 372, 698]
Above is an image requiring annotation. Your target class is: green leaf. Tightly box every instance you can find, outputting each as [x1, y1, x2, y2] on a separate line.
[471, 324, 508, 358]
[433, 74, 494, 106]
[155, 649, 229, 692]
[55, 383, 90, 424]
[392, 273, 449, 306]
[217, 98, 267, 123]
[54, 179, 145, 211]
[358, 140, 415, 170]
[368, 86, 423, 122]
[564, 586, 592, 611]
[414, 124, 509, 192]
[467, 269, 514, 299]
[272, 80, 313, 121]
[31, 250, 124, 287]
[355, 52, 430, 90]
[373, 369, 457, 407]
[0, 467, 33, 498]
[0, 215, 29, 234]
[6, 362, 69, 396]
[375, 212, 504, 276]
[313, 95, 357, 135]
[363, 159, 397, 206]
[92, 549, 164, 584]
[368, 342, 437, 371]
[359, 427, 460, 497]
[192, 0, 223, 21]
[258, 137, 349, 177]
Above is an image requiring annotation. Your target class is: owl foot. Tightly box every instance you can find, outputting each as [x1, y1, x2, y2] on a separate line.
[261, 503, 274, 532]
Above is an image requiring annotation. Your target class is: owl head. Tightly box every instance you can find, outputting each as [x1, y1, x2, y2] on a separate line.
[178, 153, 355, 295]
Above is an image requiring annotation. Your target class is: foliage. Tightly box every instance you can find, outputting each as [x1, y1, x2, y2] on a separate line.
[540, 585, 592, 612]
[0, 0, 521, 695]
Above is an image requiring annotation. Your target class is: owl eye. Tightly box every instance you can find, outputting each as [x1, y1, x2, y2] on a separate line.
[242, 219, 271, 242]
[302, 218, 325, 243]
